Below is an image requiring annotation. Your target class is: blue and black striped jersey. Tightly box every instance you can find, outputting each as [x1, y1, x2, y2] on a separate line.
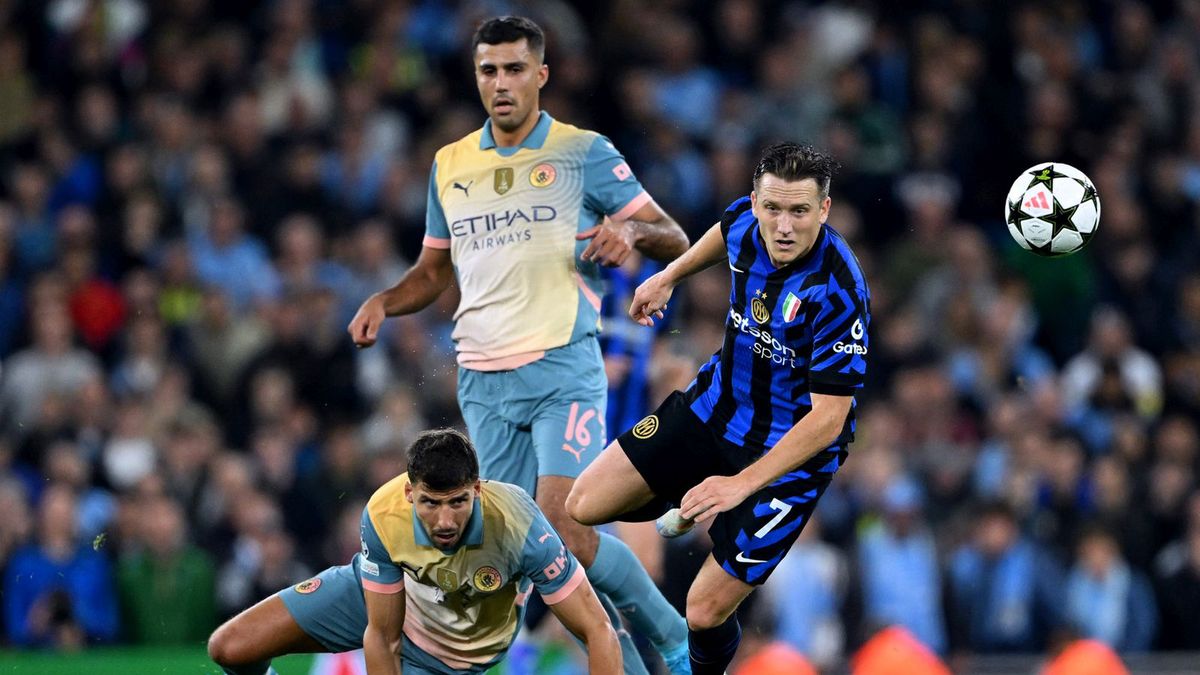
[685, 196, 870, 453]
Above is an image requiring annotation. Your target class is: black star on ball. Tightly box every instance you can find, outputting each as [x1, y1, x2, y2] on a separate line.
[1079, 181, 1098, 205]
[1046, 194, 1080, 233]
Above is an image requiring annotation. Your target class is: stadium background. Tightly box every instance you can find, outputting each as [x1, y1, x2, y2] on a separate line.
[1, 0, 1199, 673]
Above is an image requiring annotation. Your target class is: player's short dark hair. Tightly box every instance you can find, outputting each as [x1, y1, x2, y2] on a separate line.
[407, 428, 479, 492]
[472, 16, 545, 61]
[753, 142, 839, 198]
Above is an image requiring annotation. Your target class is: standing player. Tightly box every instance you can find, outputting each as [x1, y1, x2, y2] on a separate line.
[208, 428, 621, 675]
[567, 143, 870, 675]
[347, 15, 691, 674]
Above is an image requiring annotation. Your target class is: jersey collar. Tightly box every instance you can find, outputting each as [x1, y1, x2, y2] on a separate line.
[411, 497, 486, 552]
[479, 111, 553, 152]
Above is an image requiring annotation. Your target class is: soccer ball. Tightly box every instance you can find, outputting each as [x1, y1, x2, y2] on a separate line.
[1005, 162, 1100, 257]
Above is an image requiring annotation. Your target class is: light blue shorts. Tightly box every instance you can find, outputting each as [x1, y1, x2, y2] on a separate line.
[279, 559, 497, 674]
[458, 338, 608, 495]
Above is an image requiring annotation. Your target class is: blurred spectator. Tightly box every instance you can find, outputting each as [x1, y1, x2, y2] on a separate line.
[273, 213, 353, 302]
[186, 197, 279, 312]
[1061, 307, 1163, 420]
[0, 301, 101, 435]
[0, 207, 25, 357]
[214, 492, 310, 619]
[1153, 491, 1200, 650]
[1064, 526, 1156, 652]
[9, 162, 56, 276]
[185, 287, 271, 414]
[856, 477, 946, 653]
[0, 476, 32, 570]
[0, 31, 35, 144]
[109, 314, 169, 398]
[761, 515, 847, 669]
[948, 501, 1064, 653]
[3, 484, 118, 646]
[343, 218, 409, 325]
[650, 19, 722, 139]
[42, 441, 115, 542]
[117, 495, 215, 644]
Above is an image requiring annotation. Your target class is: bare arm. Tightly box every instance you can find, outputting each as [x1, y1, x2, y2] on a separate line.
[623, 200, 690, 261]
[546, 579, 622, 675]
[680, 393, 853, 522]
[577, 200, 689, 267]
[362, 588, 406, 675]
[348, 246, 454, 348]
[628, 222, 727, 326]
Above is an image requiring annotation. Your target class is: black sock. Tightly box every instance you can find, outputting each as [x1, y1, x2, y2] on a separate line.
[688, 613, 741, 675]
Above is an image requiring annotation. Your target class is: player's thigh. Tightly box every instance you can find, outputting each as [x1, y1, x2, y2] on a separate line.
[708, 446, 846, 587]
[526, 344, 609, 481]
[458, 394, 538, 494]
[209, 595, 325, 665]
[567, 439, 657, 526]
[276, 565, 369, 654]
[614, 390, 726, 506]
[685, 554, 755, 631]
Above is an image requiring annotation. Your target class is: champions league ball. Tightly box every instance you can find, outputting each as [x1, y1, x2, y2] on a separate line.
[1005, 162, 1100, 257]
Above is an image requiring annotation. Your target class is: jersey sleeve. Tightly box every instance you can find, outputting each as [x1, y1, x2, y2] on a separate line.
[808, 285, 870, 395]
[517, 496, 585, 605]
[582, 135, 651, 222]
[359, 507, 406, 594]
[424, 160, 451, 249]
[719, 196, 752, 241]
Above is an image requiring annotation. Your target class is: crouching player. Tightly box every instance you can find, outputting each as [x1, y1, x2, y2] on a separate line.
[567, 143, 870, 674]
[209, 428, 620, 675]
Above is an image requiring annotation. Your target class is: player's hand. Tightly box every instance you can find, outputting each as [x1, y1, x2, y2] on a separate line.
[577, 218, 635, 267]
[628, 271, 674, 327]
[348, 294, 387, 348]
[679, 475, 753, 524]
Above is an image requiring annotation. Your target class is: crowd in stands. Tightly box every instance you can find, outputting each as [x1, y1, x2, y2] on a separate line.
[2, 0, 1200, 671]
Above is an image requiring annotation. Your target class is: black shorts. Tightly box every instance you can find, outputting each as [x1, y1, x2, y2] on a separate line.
[618, 391, 846, 585]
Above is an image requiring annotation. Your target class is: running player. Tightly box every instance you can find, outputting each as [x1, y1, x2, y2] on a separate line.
[347, 16, 691, 674]
[567, 143, 870, 675]
[207, 428, 620, 675]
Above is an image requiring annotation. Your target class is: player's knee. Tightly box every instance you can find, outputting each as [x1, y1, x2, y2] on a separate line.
[564, 484, 600, 526]
[685, 593, 734, 631]
[207, 622, 248, 666]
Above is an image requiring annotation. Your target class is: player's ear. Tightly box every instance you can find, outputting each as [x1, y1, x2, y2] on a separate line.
[820, 195, 831, 224]
[472, 480, 482, 497]
[404, 482, 414, 503]
[537, 63, 548, 89]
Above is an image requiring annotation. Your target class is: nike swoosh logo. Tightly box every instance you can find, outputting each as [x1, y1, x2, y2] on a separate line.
[729, 263, 745, 273]
[735, 551, 767, 564]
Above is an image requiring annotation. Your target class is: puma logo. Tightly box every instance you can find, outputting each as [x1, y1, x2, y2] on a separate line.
[453, 181, 473, 197]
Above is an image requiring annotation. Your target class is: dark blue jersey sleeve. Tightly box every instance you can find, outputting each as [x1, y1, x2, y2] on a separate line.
[808, 285, 870, 395]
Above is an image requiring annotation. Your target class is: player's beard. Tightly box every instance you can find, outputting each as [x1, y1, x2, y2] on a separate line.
[490, 105, 528, 132]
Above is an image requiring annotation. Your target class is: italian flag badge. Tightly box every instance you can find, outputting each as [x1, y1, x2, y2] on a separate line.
[782, 293, 802, 323]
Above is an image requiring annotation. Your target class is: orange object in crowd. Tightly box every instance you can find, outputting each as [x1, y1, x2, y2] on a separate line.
[1042, 639, 1129, 675]
[851, 626, 951, 675]
[733, 641, 817, 675]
